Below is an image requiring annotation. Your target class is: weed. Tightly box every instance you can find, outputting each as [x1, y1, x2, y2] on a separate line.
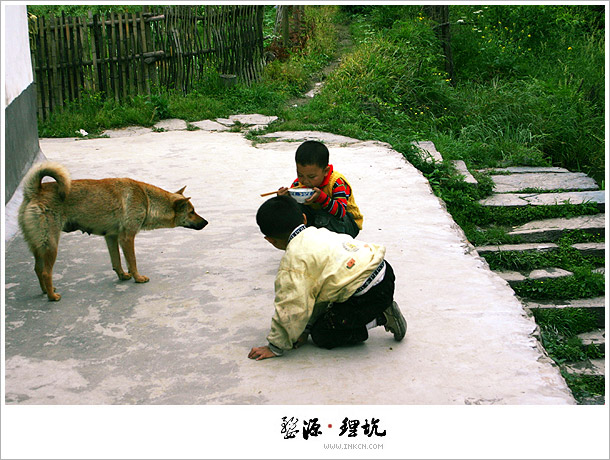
[562, 374, 605, 404]
[147, 94, 171, 121]
[533, 309, 600, 339]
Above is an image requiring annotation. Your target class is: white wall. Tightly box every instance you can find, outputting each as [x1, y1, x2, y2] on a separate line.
[4, 5, 34, 107]
[3, 3, 41, 211]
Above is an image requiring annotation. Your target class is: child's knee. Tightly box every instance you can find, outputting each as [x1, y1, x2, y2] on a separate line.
[310, 322, 335, 349]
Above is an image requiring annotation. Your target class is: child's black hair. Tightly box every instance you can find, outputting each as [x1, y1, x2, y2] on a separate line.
[295, 140, 329, 169]
[256, 195, 304, 239]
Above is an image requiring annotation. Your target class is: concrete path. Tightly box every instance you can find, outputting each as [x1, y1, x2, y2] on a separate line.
[4, 127, 575, 404]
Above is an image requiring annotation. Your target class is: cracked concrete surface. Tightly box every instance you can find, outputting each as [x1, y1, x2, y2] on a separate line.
[4, 127, 575, 405]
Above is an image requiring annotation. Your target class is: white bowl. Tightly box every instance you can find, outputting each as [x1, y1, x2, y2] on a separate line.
[288, 188, 315, 203]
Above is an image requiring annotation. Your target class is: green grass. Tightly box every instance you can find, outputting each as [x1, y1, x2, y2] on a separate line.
[482, 233, 605, 271]
[562, 374, 605, 404]
[513, 271, 605, 300]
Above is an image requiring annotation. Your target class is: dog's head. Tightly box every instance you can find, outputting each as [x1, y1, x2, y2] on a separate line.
[173, 186, 208, 230]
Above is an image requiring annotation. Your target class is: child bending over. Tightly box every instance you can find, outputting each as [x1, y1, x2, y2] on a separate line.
[248, 195, 407, 360]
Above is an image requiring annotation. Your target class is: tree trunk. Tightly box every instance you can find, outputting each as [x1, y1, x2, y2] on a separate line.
[424, 5, 455, 84]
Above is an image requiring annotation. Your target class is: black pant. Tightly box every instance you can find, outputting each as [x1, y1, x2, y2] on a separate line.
[300, 204, 360, 238]
[310, 261, 395, 349]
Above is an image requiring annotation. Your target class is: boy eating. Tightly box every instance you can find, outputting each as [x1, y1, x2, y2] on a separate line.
[278, 140, 362, 238]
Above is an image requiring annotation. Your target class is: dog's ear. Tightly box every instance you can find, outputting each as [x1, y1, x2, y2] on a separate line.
[175, 186, 187, 195]
[173, 197, 192, 209]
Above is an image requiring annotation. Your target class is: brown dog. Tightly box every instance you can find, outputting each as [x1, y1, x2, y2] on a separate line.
[18, 161, 208, 301]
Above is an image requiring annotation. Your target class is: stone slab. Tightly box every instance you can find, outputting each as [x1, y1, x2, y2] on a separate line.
[412, 140, 443, 163]
[479, 190, 606, 210]
[215, 117, 235, 126]
[304, 82, 324, 98]
[478, 241, 604, 257]
[476, 242, 558, 255]
[564, 359, 605, 377]
[490, 172, 599, 193]
[496, 268, 573, 285]
[478, 166, 571, 174]
[229, 114, 278, 126]
[4, 131, 575, 408]
[190, 120, 231, 131]
[259, 130, 361, 145]
[525, 297, 606, 309]
[102, 126, 153, 138]
[509, 215, 606, 243]
[154, 118, 188, 131]
[572, 242, 606, 258]
[453, 160, 478, 185]
[577, 329, 605, 348]
[528, 267, 573, 281]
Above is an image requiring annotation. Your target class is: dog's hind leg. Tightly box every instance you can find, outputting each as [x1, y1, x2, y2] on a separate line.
[105, 235, 132, 281]
[34, 254, 46, 293]
[119, 233, 149, 283]
[38, 248, 61, 301]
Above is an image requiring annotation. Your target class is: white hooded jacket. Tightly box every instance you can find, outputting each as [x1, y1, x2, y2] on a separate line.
[267, 225, 386, 351]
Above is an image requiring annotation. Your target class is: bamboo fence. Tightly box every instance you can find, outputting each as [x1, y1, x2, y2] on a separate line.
[29, 5, 264, 120]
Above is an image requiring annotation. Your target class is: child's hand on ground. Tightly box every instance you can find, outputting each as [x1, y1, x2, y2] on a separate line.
[305, 187, 322, 204]
[248, 346, 276, 360]
[293, 332, 309, 349]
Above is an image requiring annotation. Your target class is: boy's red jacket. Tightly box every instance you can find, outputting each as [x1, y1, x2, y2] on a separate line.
[292, 165, 363, 229]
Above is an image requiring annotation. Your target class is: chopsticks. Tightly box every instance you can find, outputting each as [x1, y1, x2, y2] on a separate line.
[260, 184, 304, 197]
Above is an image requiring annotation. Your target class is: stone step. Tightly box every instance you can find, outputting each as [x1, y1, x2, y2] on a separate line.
[490, 172, 599, 193]
[477, 242, 605, 258]
[577, 329, 605, 353]
[578, 395, 606, 405]
[563, 358, 605, 377]
[508, 215, 605, 243]
[479, 190, 606, 211]
[477, 166, 572, 174]
[524, 297, 605, 327]
[453, 160, 478, 185]
[497, 267, 573, 285]
[476, 242, 558, 256]
[571, 242, 606, 258]
[412, 141, 443, 163]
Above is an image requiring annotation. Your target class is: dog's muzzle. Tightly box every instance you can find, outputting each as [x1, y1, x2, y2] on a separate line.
[191, 218, 208, 230]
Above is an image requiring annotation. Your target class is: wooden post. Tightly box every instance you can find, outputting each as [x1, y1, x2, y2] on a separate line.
[88, 11, 100, 93]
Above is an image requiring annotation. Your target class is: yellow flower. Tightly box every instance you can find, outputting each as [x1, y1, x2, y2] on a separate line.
[568, 46, 573, 50]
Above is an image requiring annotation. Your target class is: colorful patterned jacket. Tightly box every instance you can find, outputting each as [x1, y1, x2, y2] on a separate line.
[292, 165, 363, 230]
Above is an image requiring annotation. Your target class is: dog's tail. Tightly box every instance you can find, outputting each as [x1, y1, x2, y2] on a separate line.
[22, 161, 71, 201]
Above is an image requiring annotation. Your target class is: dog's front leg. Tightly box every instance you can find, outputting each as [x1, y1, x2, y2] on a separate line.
[119, 233, 149, 283]
[105, 235, 132, 281]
